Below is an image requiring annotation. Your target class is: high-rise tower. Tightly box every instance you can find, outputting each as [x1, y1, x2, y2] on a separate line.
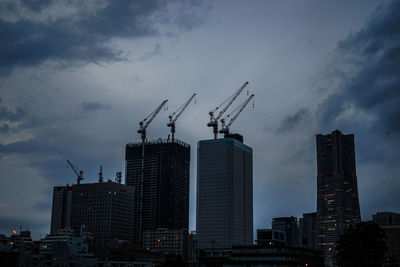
[197, 134, 253, 249]
[125, 139, 190, 246]
[316, 130, 361, 262]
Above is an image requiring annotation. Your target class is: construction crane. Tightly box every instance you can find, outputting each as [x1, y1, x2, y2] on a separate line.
[66, 160, 84, 184]
[219, 94, 254, 136]
[207, 81, 249, 139]
[137, 99, 168, 142]
[167, 93, 196, 142]
[137, 99, 168, 246]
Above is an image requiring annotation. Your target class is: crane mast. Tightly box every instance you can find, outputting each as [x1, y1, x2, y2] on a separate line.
[167, 93, 196, 142]
[137, 99, 167, 246]
[66, 160, 84, 184]
[207, 81, 249, 139]
[220, 94, 254, 136]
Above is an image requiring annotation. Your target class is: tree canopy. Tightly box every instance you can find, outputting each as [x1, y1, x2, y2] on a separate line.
[336, 221, 387, 267]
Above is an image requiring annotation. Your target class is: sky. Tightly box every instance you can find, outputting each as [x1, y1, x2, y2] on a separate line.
[0, 0, 399, 239]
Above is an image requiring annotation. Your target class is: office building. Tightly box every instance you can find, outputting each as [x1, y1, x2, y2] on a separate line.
[256, 229, 285, 245]
[197, 134, 253, 249]
[299, 212, 317, 250]
[316, 130, 361, 262]
[125, 139, 190, 245]
[70, 181, 135, 241]
[373, 211, 400, 226]
[272, 217, 299, 247]
[143, 228, 188, 259]
[50, 185, 72, 235]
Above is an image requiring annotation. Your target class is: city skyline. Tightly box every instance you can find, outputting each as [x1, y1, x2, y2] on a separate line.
[1, 0, 400, 240]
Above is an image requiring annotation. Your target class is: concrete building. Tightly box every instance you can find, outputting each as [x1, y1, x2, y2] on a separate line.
[50, 185, 72, 235]
[197, 134, 253, 249]
[125, 139, 190, 246]
[70, 181, 135, 241]
[143, 228, 188, 259]
[373, 211, 400, 226]
[299, 212, 317, 250]
[272, 217, 299, 247]
[256, 229, 285, 245]
[316, 130, 361, 263]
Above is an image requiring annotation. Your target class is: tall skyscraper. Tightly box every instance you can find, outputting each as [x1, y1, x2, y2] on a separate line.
[197, 134, 253, 249]
[125, 139, 190, 245]
[50, 185, 72, 235]
[272, 216, 299, 247]
[316, 130, 361, 262]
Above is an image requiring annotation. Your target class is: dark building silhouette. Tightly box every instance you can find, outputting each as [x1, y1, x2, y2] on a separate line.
[373, 211, 400, 226]
[69, 181, 135, 241]
[256, 229, 285, 245]
[125, 139, 190, 246]
[197, 135, 253, 249]
[316, 130, 361, 262]
[198, 245, 324, 267]
[299, 212, 317, 250]
[272, 217, 299, 247]
[51, 181, 134, 240]
[50, 185, 72, 235]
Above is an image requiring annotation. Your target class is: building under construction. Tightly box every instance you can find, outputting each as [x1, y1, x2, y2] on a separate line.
[125, 139, 190, 246]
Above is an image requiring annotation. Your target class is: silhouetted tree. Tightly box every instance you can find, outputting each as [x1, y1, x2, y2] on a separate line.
[336, 221, 387, 267]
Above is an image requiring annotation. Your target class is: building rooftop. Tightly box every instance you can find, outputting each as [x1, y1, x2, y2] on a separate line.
[126, 138, 190, 148]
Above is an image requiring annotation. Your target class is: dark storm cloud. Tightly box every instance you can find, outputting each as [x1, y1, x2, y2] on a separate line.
[81, 101, 111, 112]
[0, 98, 26, 121]
[277, 108, 311, 133]
[318, 0, 400, 136]
[0, 0, 203, 75]
[0, 124, 10, 133]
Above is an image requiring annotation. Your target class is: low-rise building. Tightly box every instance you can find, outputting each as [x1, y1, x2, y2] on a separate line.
[143, 228, 188, 259]
[256, 229, 285, 245]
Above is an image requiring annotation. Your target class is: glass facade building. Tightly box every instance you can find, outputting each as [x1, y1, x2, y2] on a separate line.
[197, 136, 253, 249]
[125, 139, 190, 246]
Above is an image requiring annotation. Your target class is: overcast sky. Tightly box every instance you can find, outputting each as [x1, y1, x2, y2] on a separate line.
[1, 0, 399, 239]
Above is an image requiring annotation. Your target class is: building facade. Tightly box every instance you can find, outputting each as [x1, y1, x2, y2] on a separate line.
[50, 185, 72, 235]
[125, 139, 190, 245]
[197, 135, 253, 249]
[143, 228, 188, 259]
[69, 181, 135, 241]
[373, 211, 400, 226]
[299, 212, 317, 250]
[256, 229, 285, 245]
[316, 130, 361, 262]
[272, 217, 299, 247]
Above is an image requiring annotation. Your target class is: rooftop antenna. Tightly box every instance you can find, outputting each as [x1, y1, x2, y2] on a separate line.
[99, 165, 103, 183]
[115, 171, 122, 184]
